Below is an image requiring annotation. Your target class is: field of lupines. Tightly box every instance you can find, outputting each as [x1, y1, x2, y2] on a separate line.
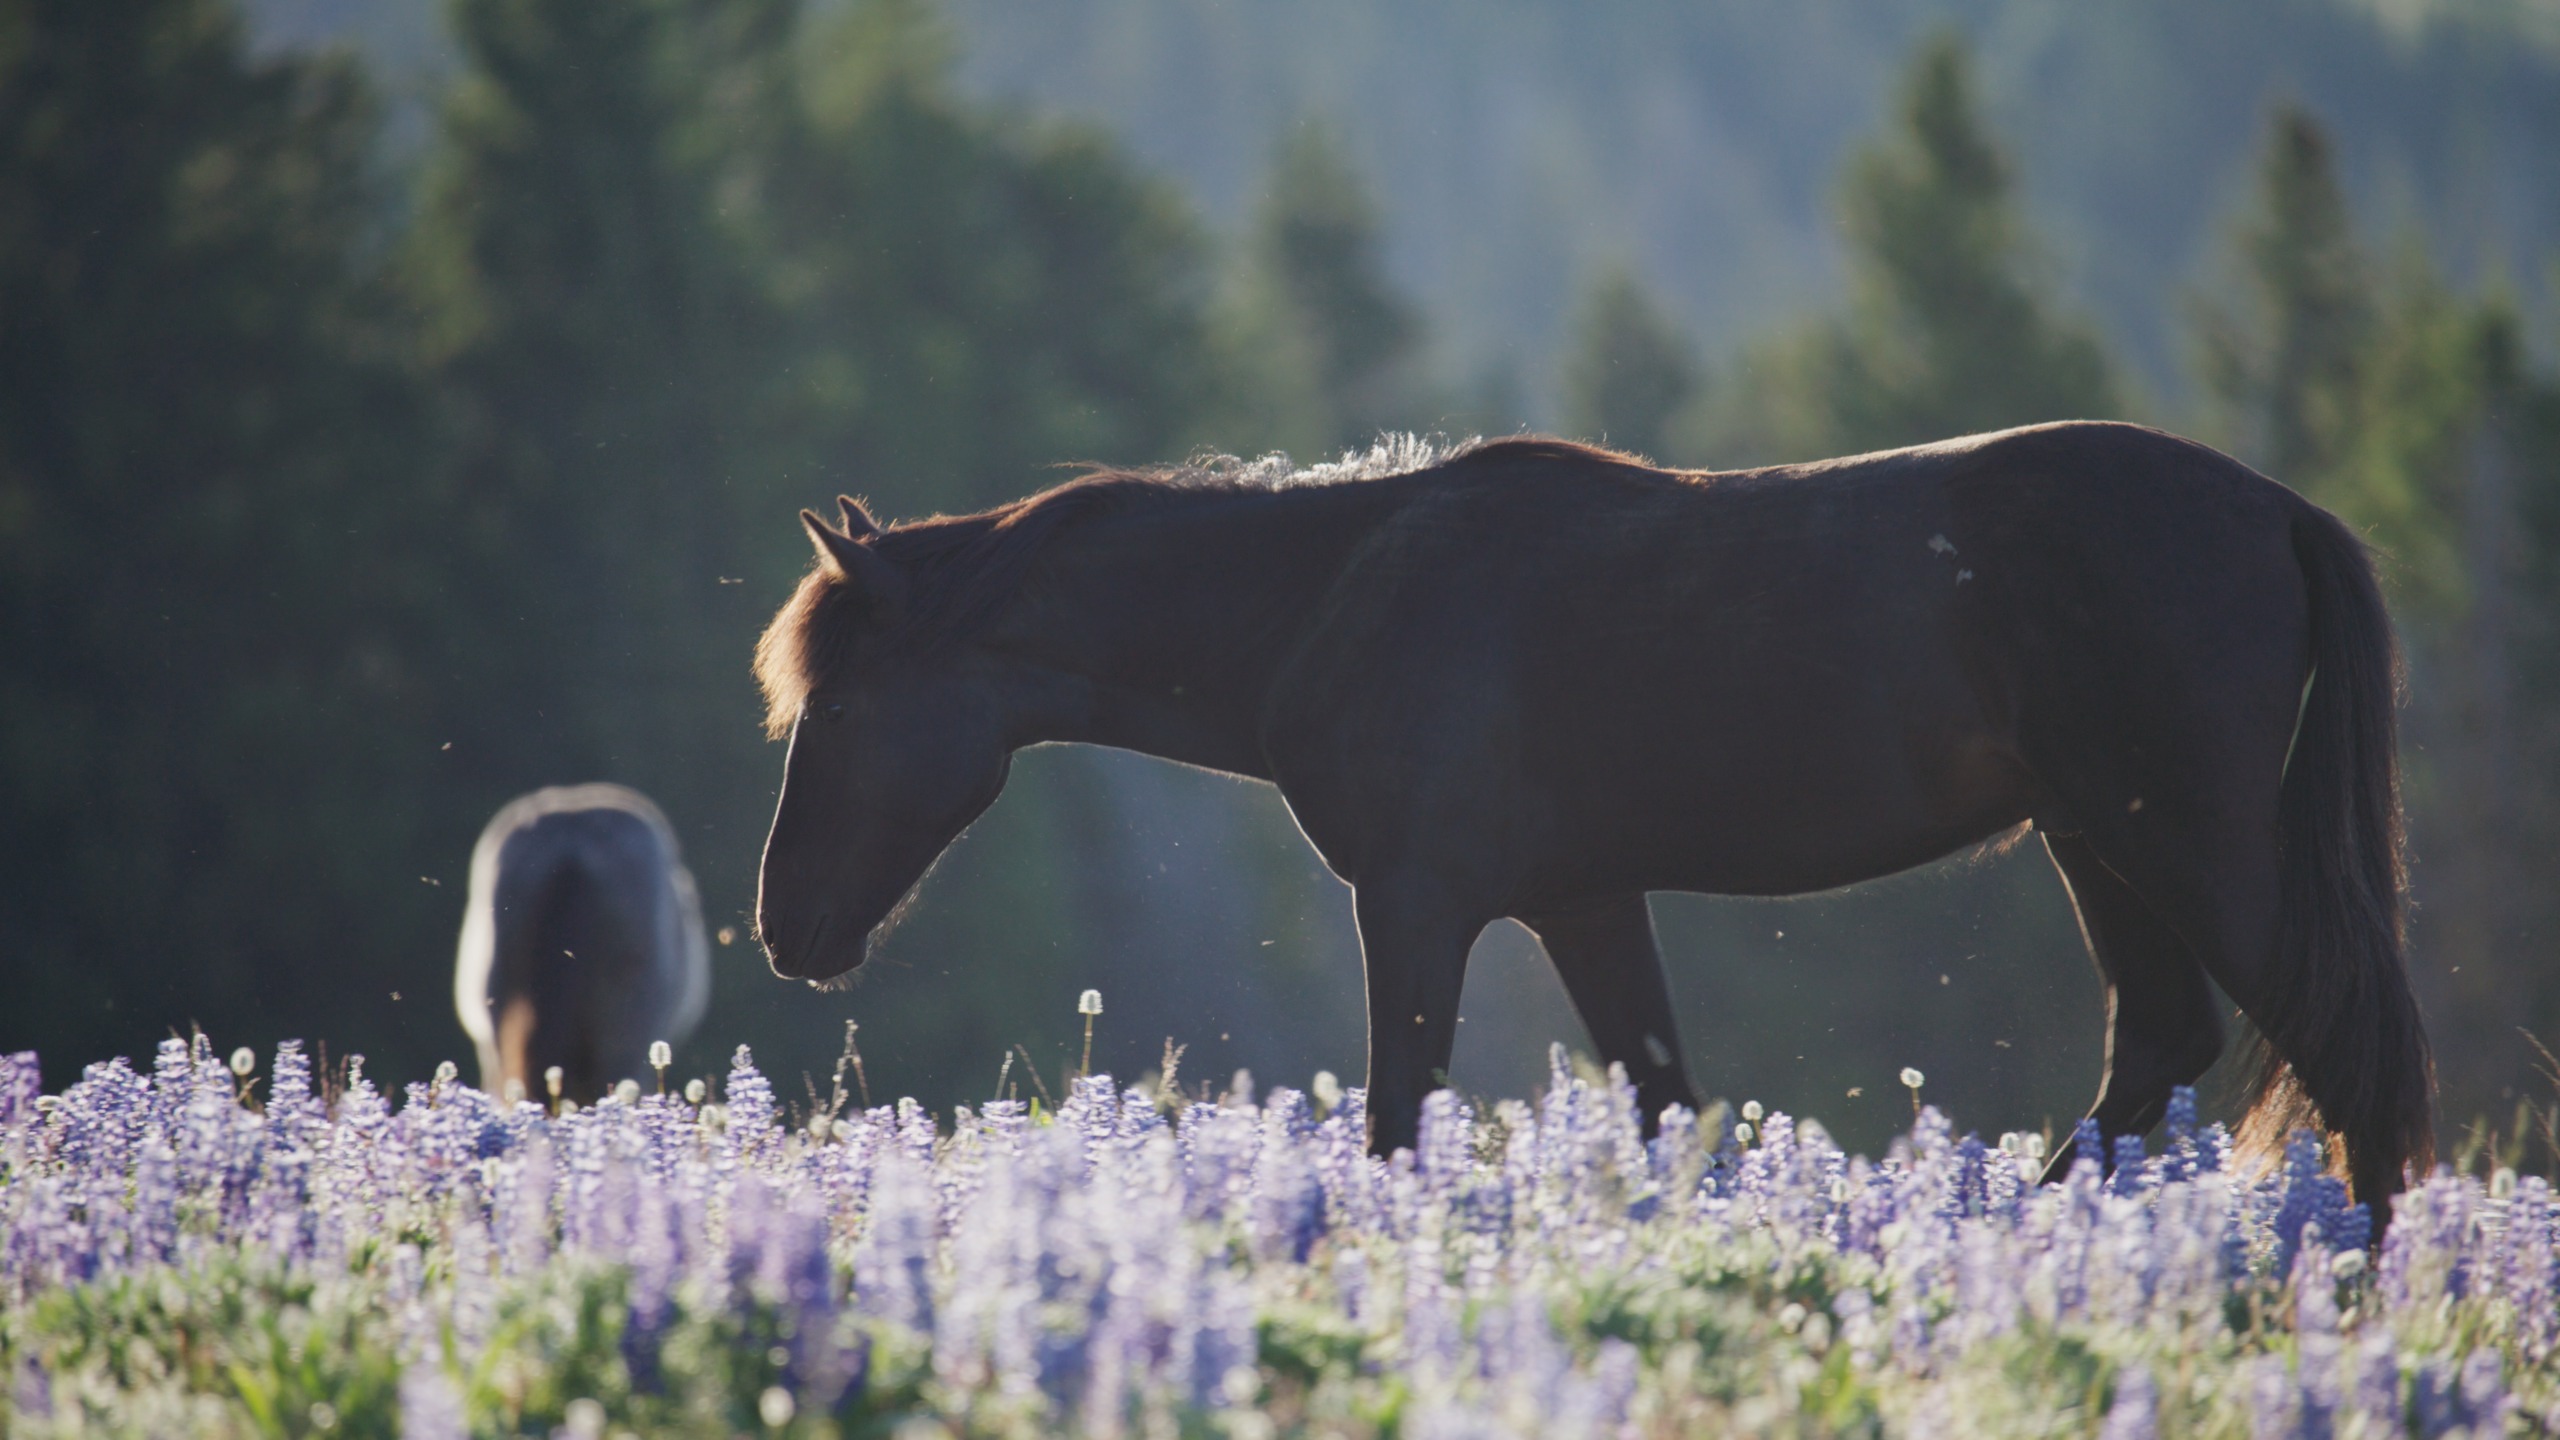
[1, 1035, 2554, 1439]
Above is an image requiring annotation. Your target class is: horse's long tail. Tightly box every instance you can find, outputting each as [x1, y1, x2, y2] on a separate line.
[2234, 504, 2434, 1207]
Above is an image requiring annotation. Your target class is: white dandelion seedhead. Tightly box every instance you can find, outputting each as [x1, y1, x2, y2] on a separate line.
[228, 1047, 256, 1078]
[649, 1040, 672, 1071]
[544, 1066, 564, 1100]
[614, 1079, 640, 1105]
[1900, 1067, 1926, 1090]
[432, 1060, 457, 1087]
[684, 1078, 708, 1106]
[1078, 988, 1104, 1016]
[1741, 1099, 1765, 1123]
[1311, 1070, 1343, 1112]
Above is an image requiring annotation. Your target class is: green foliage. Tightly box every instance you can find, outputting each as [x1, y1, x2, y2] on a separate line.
[0, 0, 1243, 1100]
[781, 0, 1218, 510]
[1556, 264, 1698, 463]
[0, 0, 454, 1089]
[2194, 104, 2374, 489]
[1217, 125, 1426, 456]
[1699, 33, 2120, 463]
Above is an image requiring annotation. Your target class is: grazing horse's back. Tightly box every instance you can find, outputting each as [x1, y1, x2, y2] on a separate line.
[454, 785, 710, 1101]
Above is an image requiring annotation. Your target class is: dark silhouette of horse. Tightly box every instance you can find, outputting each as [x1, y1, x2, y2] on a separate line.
[454, 784, 710, 1103]
[752, 425, 2432, 1214]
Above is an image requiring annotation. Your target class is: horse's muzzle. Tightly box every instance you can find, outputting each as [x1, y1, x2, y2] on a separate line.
[761, 909, 868, 982]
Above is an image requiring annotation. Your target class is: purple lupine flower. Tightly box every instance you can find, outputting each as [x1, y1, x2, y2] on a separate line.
[2098, 1363, 2156, 1440]
[1059, 1073, 1120, 1153]
[2350, 1332, 2402, 1433]
[496, 1132, 555, 1275]
[397, 1359, 467, 1440]
[1949, 1131, 1992, 1218]
[2110, 1134, 2148, 1197]
[1414, 1090, 1472, 1202]
[130, 1136, 177, 1266]
[264, 1041, 322, 1149]
[2072, 1117, 2104, 1170]
[2270, 1128, 2346, 1278]
[149, 1037, 191, 1137]
[1249, 1110, 1326, 1265]
[723, 1046, 780, 1169]
[2501, 1176, 2556, 1360]
[888, 1097, 935, 1170]
[2458, 1348, 2510, 1434]
[2245, 1352, 2298, 1439]
[980, 1097, 1030, 1155]
[2165, 1086, 2197, 1146]
[0, 1051, 39, 1138]
[854, 1147, 937, 1334]
[59, 1058, 149, 1177]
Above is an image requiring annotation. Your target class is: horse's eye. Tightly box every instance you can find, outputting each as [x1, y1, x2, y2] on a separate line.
[818, 701, 847, 723]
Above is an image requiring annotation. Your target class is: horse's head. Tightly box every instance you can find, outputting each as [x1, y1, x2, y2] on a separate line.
[754, 498, 1014, 984]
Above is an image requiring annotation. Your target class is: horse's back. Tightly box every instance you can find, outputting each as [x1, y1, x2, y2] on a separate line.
[1263, 424, 2317, 905]
[453, 784, 711, 1096]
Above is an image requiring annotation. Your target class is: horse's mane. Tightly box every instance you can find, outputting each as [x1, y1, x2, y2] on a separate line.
[754, 435, 1488, 736]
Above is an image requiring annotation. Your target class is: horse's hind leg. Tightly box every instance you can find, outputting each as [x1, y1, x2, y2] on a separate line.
[1520, 895, 1701, 1131]
[2039, 832, 2225, 1181]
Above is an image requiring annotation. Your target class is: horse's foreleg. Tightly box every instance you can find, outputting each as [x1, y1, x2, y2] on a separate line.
[1353, 880, 1487, 1158]
[1521, 894, 1701, 1134]
[2040, 832, 2225, 1182]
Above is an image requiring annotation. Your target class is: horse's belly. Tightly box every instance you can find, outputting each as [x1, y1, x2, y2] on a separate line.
[1522, 661, 2030, 899]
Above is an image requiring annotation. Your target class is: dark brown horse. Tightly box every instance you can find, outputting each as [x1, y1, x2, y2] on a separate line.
[752, 424, 2433, 1213]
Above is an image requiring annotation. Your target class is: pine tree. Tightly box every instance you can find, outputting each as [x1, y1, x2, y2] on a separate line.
[784, 0, 1216, 512]
[1708, 33, 2118, 461]
[1558, 264, 1698, 463]
[2190, 102, 2560, 1124]
[1230, 125, 1424, 455]
[0, 0, 449, 1081]
[409, 0, 814, 900]
[2196, 103, 2372, 490]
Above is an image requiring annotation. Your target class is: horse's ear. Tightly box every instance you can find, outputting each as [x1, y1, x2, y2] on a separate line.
[836, 495, 881, 539]
[800, 509, 907, 609]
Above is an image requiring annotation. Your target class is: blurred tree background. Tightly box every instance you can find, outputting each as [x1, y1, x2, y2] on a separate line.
[6, 0, 2560, 1158]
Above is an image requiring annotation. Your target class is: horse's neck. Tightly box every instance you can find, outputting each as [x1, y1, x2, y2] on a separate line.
[985, 480, 1411, 778]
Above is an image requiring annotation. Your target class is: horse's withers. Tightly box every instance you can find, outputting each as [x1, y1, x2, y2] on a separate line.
[453, 784, 711, 1102]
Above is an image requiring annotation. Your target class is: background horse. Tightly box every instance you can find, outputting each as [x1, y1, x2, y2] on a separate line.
[454, 784, 711, 1102]
[752, 424, 2432, 1213]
